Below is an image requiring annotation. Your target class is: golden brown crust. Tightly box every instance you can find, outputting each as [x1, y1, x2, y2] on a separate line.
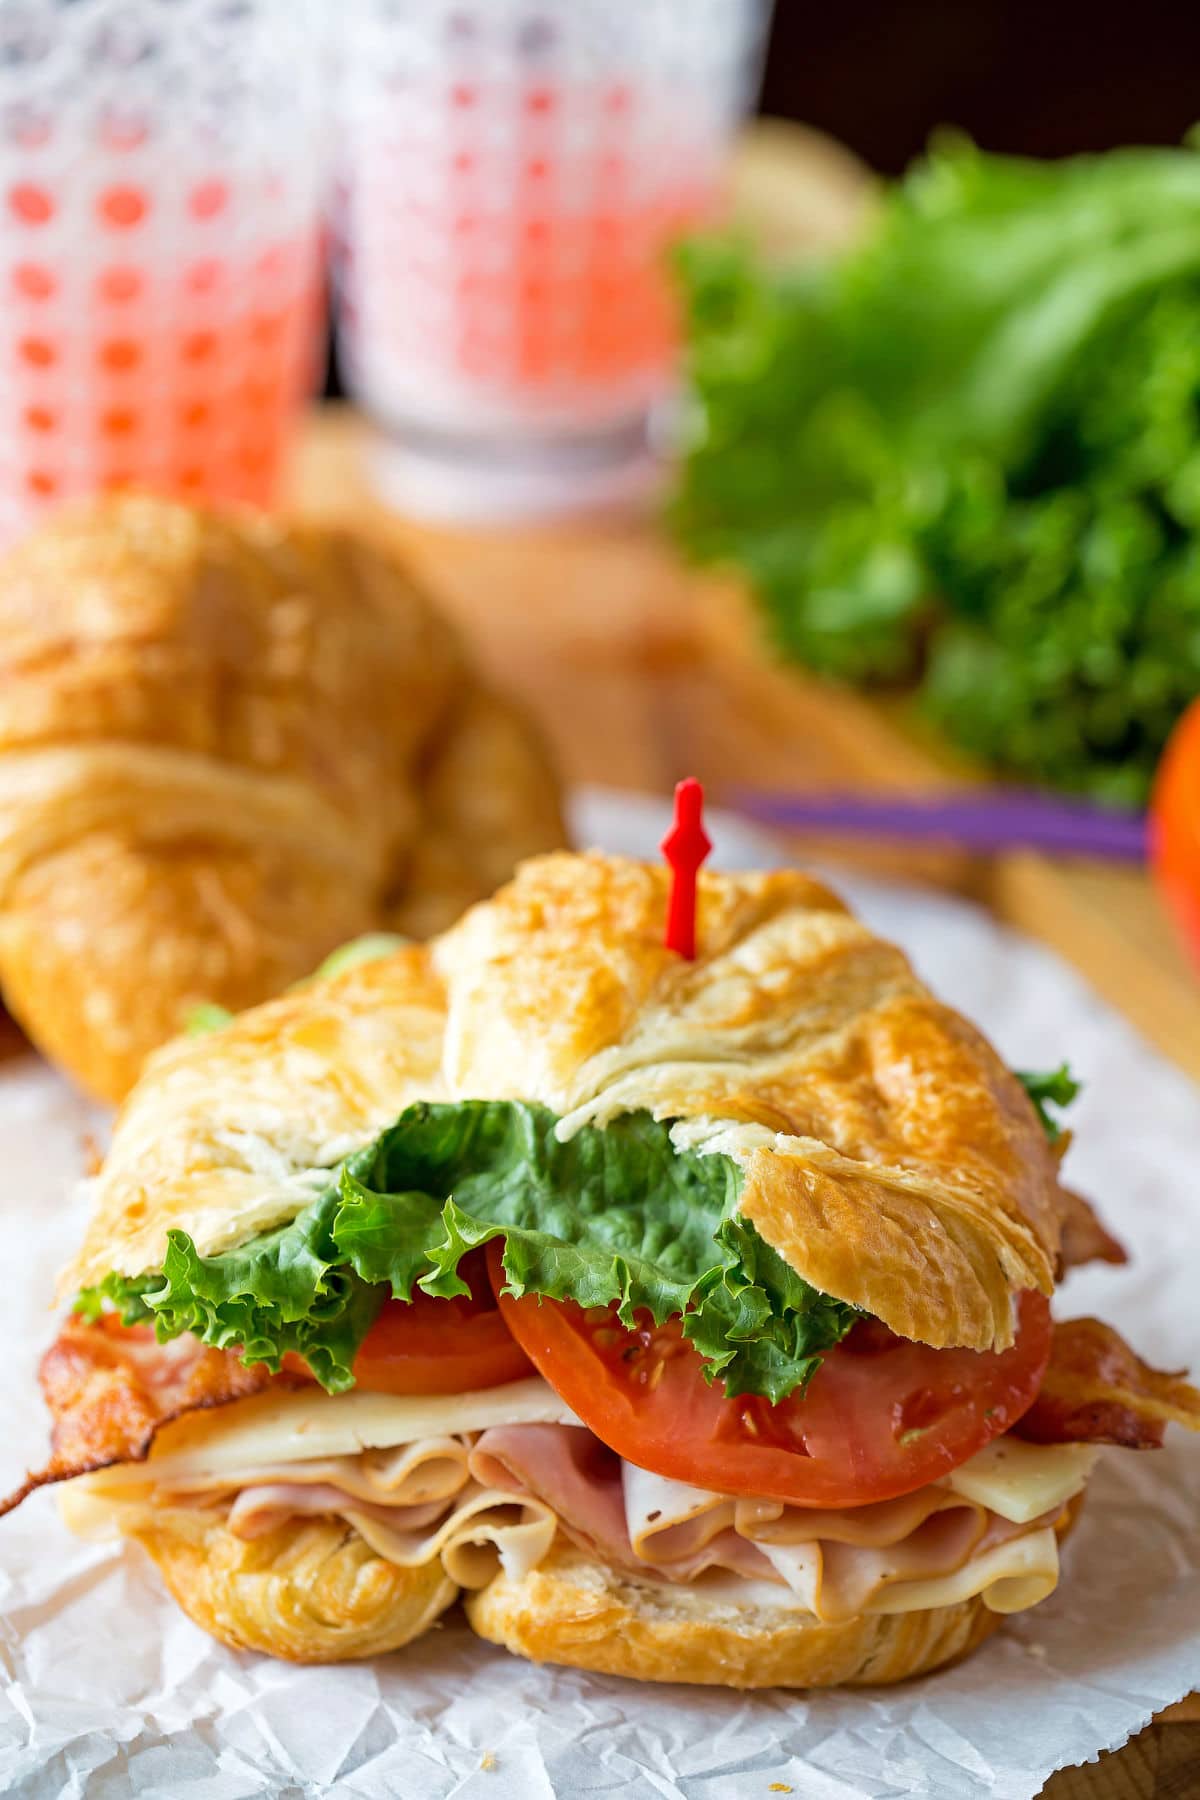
[388, 685, 567, 941]
[434, 854, 862, 1116]
[737, 999, 1060, 1350]
[435, 852, 1061, 1350]
[60, 944, 447, 1297]
[0, 494, 564, 1102]
[127, 1508, 457, 1663]
[110, 1493, 1082, 1676]
[465, 1544, 1003, 1688]
[62, 851, 1061, 1356]
[0, 816, 374, 1108]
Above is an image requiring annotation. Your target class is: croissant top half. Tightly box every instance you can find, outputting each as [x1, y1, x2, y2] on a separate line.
[63, 852, 1062, 1357]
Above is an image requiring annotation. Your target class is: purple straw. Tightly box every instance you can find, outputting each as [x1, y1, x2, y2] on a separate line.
[734, 788, 1149, 863]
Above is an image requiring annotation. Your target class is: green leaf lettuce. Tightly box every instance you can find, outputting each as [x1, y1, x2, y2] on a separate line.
[1015, 1064, 1081, 1144]
[671, 137, 1200, 804]
[79, 1102, 858, 1404]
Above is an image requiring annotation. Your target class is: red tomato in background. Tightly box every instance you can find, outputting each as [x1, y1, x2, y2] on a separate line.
[1151, 696, 1200, 968]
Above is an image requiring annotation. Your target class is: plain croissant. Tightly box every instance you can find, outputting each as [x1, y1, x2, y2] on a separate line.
[0, 493, 565, 1102]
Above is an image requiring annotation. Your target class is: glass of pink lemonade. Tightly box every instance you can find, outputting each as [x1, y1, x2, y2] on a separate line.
[0, 0, 325, 545]
[333, 0, 772, 519]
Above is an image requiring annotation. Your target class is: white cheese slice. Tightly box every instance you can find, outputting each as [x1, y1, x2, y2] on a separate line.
[85, 1377, 579, 1490]
[943, 1437, 1097, 1524]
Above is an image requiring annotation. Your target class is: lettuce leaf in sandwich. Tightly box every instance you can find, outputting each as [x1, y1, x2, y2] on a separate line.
[79, 1102, 860, 1404]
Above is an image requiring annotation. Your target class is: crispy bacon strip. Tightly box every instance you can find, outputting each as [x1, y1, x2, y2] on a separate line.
[0, 1315, 311, 1517]
[1054, 1184, 1126, 1274]
[1016, 1318, 1200, 1449]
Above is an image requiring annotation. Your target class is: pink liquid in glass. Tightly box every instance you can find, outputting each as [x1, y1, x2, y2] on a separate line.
[1, 176, 321, 542]
[336, 78, 723, 443]
[0, 2, 325, 545]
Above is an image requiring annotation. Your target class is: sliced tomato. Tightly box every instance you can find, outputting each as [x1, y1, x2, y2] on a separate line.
[486, 1241, 1052, 1506]
[352, 1247, 533, 1395]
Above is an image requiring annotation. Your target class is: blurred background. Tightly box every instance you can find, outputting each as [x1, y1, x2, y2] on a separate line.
[760, 0, 1200, 169]
[324, 2, 1200, 393]
[0, 0, 1197, 1091]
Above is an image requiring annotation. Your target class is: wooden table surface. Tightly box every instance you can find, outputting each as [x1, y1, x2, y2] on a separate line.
[289, 405, 1198, 1799]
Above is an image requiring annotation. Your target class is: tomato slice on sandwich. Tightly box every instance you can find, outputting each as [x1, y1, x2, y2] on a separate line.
[488, 1241, 1052, 1508]
[351, 1247, 534, 1395]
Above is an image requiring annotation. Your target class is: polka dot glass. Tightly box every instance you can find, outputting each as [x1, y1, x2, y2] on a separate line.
[0, 0, 326, 545]
[332, 0, 770, 507]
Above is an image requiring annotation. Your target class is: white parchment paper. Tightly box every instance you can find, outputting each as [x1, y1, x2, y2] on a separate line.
[1, 787, 1198, 1800]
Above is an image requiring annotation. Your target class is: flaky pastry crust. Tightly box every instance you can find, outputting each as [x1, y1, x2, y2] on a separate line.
[434, 854, 1062, 1350]
[60, 944, 447, 1298]
[126, 1507, 457, 1663]
[465, 1543, 1002, 1688]
[65, 853, 1061, 1352]
[0, 493, 564, 1102]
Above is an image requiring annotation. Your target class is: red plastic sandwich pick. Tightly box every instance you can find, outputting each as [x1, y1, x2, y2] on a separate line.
[661, 777, 712, 960]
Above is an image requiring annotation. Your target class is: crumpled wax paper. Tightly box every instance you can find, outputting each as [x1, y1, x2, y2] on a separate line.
[1, 787, 1198, 1800]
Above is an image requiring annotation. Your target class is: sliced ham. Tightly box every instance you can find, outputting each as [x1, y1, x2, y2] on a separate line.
[58, 1403, 1082, 1624]
[466, 1426, 773, 1584]
[15, 1303, 1190, 1635]
[467, 1426, 1064, 1616]
[468, 1423, 644, 1575]
[757, 1502, 1061, 1621]
[160, 1437, 473, 1509]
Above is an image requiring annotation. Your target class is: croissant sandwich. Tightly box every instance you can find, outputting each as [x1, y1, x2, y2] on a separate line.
[0, 492, 564, 1103]
[5, 852, 1197, 1685]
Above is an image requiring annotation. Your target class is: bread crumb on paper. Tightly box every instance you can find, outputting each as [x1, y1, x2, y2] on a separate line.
[768, 1786, 793, 1794]
[480, 1753, 497, 1772]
